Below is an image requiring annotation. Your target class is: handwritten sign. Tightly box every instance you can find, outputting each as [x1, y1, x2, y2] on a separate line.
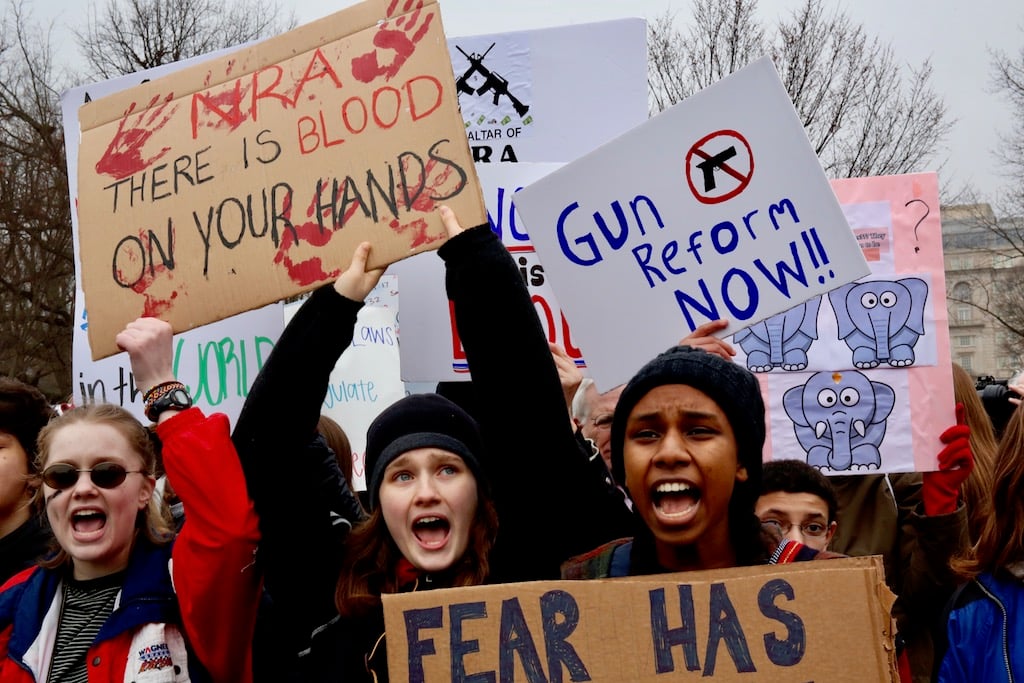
[514, 57, 870, 391]
[383, 556, 897, 682]
[63, 60, 287, 421]
[76, 0, 486, 359]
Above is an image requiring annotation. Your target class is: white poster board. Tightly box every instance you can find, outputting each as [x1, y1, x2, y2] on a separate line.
[395, 18, 648, 383]
[448, 18, 647, 165]
[514, 57, 871, 391]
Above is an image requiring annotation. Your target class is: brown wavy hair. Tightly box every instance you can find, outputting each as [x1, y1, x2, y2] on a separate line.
[335, 495, 498, 618]
[318, 414, 354, 486]
[33, 404, 174, 569]
[951, 362, 998, 541]
[952, 404, 1024, 580]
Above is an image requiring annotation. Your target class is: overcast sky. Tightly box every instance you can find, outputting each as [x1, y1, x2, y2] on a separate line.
[33, 0, 1024, 207]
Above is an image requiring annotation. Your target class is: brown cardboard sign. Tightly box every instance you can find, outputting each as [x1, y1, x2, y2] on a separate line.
[76, 0, 486, 359]
[382, 556, 898, 682]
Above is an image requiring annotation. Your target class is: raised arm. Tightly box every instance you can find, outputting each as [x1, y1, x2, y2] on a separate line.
[230, 244, 381, 649]
[116, 318, 261, 683]
[436, 208, 631, 581]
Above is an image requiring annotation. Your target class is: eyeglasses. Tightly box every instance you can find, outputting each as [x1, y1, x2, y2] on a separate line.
[41, 462, 143, 490]
[761, 519, 829, 538]
[590, 414, 614, 430]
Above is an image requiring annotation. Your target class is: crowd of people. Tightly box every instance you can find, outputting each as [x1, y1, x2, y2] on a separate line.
[1, 205, 1022, 682]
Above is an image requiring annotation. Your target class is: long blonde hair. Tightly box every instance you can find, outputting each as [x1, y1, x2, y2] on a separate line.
[34, 404, 174, 569]
[952, 405, 1024, 579]
[951, 363, 998, 540]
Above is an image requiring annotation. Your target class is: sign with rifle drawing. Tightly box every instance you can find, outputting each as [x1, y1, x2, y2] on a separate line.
[446, 19, 647, 165]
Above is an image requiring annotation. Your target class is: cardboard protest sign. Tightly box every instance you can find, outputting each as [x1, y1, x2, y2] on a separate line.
[76, 0, 486, 359]
[514, 57, 870, 392]
[383, 556, 898, 682]
[62, 60, 287, 422]
[753, 172, 953, 473]
[394, 18, 648, 382]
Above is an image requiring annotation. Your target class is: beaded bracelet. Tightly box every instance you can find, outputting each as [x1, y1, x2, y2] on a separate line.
[144, 381, 187, 408]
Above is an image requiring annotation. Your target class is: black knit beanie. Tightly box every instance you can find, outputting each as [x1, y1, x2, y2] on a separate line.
[610, 345, 766, 486]
[364, 393, 486, 510]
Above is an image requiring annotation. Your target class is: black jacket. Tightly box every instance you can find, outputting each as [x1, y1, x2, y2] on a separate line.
[233, 225, 632, 682]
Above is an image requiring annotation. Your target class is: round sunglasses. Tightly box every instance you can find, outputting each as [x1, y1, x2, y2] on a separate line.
[41, 462, 144, 490]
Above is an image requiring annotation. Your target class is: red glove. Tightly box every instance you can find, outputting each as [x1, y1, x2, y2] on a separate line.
[922, 403, 974, 516]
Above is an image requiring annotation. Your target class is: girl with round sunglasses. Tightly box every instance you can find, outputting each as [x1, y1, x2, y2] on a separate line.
[233, 207, 630, 681]
[0, 318, 261, 683]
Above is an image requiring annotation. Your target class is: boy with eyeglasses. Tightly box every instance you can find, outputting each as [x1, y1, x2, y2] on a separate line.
[755, 459, 838, 552]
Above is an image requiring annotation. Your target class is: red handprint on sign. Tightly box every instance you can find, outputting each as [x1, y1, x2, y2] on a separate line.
[351, 0, 434, 83]
[95, 93, 177, 180]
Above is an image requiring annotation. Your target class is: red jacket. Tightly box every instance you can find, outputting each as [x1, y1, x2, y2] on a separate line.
[0, 408, 261, 683]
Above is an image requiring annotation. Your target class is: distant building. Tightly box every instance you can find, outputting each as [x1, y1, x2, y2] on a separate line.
[942, 203, 1024, 380]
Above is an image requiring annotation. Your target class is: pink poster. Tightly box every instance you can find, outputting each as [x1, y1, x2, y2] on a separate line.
[746, 172, 952, 473]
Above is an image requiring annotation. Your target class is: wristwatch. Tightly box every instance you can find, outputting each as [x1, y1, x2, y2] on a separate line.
[145, 386, 193, 422]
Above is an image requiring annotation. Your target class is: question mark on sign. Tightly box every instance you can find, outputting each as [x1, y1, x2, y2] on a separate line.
[905, 199, 930, 254]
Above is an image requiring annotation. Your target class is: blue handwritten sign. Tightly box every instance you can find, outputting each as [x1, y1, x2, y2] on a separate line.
[514, 58, 870, 391]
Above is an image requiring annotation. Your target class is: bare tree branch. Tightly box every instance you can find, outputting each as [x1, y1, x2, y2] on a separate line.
[647, 0, 952, 178]
[75, 0, 296, 79]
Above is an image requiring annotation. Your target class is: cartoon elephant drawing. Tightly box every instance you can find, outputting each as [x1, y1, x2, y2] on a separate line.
[733, 298, 821, 372]
[828, 278, 928, 369]
[783, 370, 896, 471]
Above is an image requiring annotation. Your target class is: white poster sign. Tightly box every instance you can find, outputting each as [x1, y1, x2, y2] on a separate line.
[514, 57, 870, 391]
[394, 18, 648, 383]
[448, 18, 647, 165]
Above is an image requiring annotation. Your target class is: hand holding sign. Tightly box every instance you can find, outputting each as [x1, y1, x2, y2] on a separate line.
[334, 242, 387, 302]
[437, 204, 465, 238]
[678, 318, 736, 360]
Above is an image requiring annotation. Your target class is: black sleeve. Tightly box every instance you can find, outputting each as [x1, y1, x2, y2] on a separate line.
[232, 283, 365, 647]
[439, 225, 633, 582]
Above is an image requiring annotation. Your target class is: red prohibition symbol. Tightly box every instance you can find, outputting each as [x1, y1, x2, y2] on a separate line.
[685, 129, 754, 205]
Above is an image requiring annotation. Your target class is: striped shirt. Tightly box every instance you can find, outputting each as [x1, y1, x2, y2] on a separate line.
[47, 571, 124, 683]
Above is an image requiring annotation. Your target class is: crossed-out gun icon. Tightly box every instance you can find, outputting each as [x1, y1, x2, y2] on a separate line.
[455, 43, 530, 118]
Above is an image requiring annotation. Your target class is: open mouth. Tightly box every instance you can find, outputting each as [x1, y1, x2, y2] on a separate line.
[412, 516, 450, 548]
[71, 510, 107, 535]
[652, 482, 701, 517]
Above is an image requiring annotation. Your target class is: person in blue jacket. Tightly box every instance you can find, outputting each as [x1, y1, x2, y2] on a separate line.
[935, 404, 1024, 682]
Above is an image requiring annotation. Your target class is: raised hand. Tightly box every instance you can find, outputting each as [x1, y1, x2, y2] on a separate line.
[922, 403, 974, 516]
[115, 317, 177, 393]
[679, 319, 736, 360]
[334, 241, 386, 302]
[437, 205, 465, 239]
[549, 342, 584, 419]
